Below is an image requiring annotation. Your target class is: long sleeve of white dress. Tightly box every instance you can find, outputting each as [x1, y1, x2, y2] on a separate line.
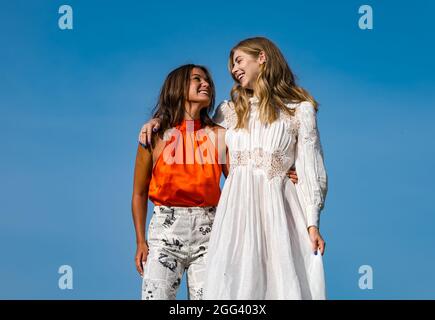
[294, 102, 328, 229]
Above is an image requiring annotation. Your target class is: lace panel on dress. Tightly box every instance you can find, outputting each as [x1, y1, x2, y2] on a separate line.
[280, 109, 300, 136]
[230, 148, 291, 180]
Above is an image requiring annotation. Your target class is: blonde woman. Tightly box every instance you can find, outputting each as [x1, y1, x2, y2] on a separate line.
[203, 37, 328, 299]
[139, 37, 327, 299]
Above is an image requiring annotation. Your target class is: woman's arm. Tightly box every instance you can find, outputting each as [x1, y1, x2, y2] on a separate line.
[294, 102, 328, 228]
[131, 144, 153, 276]
[294, 102, 328, 255]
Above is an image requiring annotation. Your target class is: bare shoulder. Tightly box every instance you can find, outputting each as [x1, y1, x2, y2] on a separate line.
[204, 125, 226, 149]
[204, 124, 226, 139]
[210, 123, 226, 132]
[150, 134, 167, 161]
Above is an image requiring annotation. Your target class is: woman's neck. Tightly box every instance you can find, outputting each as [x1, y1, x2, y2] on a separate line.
[184, 103, 202, 120]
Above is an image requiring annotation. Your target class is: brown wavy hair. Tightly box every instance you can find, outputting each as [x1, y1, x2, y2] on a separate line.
[228, 37, 318, 129]
[152, 64, 216, 141]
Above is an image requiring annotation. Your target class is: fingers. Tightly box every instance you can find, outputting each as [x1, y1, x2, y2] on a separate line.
[135, 244, 149, 277]
[286, 170, 298, 184]
[136, 256, 144, 276]
[319, 238, 326, 256]
[312, 236, 326, 256]
[147, 125, 153, 146]
[138, 124, 147, 146]
[139, 132, 146, 146]
[308, 228, 323, 255]
[149, 123, 160, 144]
[311, 238, 318, 254]
[152, 122, 160, 132]
[287, 172, 298, 183]
[136, 254, 148, 277]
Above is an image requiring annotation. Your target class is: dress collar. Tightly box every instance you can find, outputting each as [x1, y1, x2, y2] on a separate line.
[248, 96, 259, 105]
[178, 119, 203, 131]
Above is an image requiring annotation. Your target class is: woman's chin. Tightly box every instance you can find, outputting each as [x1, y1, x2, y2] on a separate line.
[240, 82, 253, 90]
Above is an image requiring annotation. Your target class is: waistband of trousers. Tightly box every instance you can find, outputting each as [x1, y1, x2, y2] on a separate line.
[153, 205, 216, 216]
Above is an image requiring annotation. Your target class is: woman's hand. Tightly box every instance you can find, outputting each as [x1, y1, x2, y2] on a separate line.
[135, 242, 149, 277]
[308, 226, 325, 256]
[138, 118, 162, 146]
[287, 167, 298, 184]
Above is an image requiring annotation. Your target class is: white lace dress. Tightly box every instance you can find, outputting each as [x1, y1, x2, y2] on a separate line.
[203, 97, 328, 300]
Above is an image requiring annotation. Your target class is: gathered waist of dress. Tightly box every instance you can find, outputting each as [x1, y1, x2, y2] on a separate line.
[229, 147, 292, 180]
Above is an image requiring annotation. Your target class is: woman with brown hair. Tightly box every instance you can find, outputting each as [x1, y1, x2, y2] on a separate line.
[131, 64, 227, 300]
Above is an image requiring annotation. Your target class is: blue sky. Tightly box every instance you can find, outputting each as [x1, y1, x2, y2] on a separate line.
[1, 0, 434, 299]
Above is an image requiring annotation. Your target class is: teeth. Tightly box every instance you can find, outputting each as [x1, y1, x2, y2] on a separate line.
[238, 74, 244, 80]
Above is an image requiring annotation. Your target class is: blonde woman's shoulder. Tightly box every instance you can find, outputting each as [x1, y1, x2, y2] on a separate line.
[286, 100, 314, 110]
[289, 101, 317, 118]
[212, 100, 236, 129]
[219, 99, 235, 110]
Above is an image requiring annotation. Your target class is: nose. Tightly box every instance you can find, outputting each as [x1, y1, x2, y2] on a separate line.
[200, 80, 210, 89]
[231, 65, 238, 75]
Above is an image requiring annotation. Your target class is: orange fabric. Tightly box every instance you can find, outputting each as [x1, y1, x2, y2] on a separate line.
[148, 119, 222, 207]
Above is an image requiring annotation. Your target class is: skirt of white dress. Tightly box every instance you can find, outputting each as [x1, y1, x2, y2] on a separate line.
[203, 170, 326, 300]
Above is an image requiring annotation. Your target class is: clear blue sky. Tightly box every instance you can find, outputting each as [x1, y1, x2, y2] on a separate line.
[1, 0, 434, 299]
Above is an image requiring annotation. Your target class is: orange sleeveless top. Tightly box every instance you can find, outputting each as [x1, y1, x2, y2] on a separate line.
[148, 119, 222, 207]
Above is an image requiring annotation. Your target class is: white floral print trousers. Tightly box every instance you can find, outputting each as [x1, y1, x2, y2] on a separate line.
[141, 205, 216, 300]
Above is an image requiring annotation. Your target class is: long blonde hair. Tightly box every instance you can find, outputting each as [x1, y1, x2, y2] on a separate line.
[228, 37, 318, 129]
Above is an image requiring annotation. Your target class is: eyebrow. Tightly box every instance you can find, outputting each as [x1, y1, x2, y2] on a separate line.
[191, 73, 209, 80]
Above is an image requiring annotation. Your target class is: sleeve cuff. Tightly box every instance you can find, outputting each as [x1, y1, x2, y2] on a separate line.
[306, 205, 320, 228]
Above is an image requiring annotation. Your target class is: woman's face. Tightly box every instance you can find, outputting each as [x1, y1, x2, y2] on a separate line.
[231, 49, 263, 90]
[187, 67, 211, 108]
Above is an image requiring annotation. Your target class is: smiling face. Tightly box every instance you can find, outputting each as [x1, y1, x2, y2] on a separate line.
[231, 49, 265, 90]
[187, 67, 211, 108]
